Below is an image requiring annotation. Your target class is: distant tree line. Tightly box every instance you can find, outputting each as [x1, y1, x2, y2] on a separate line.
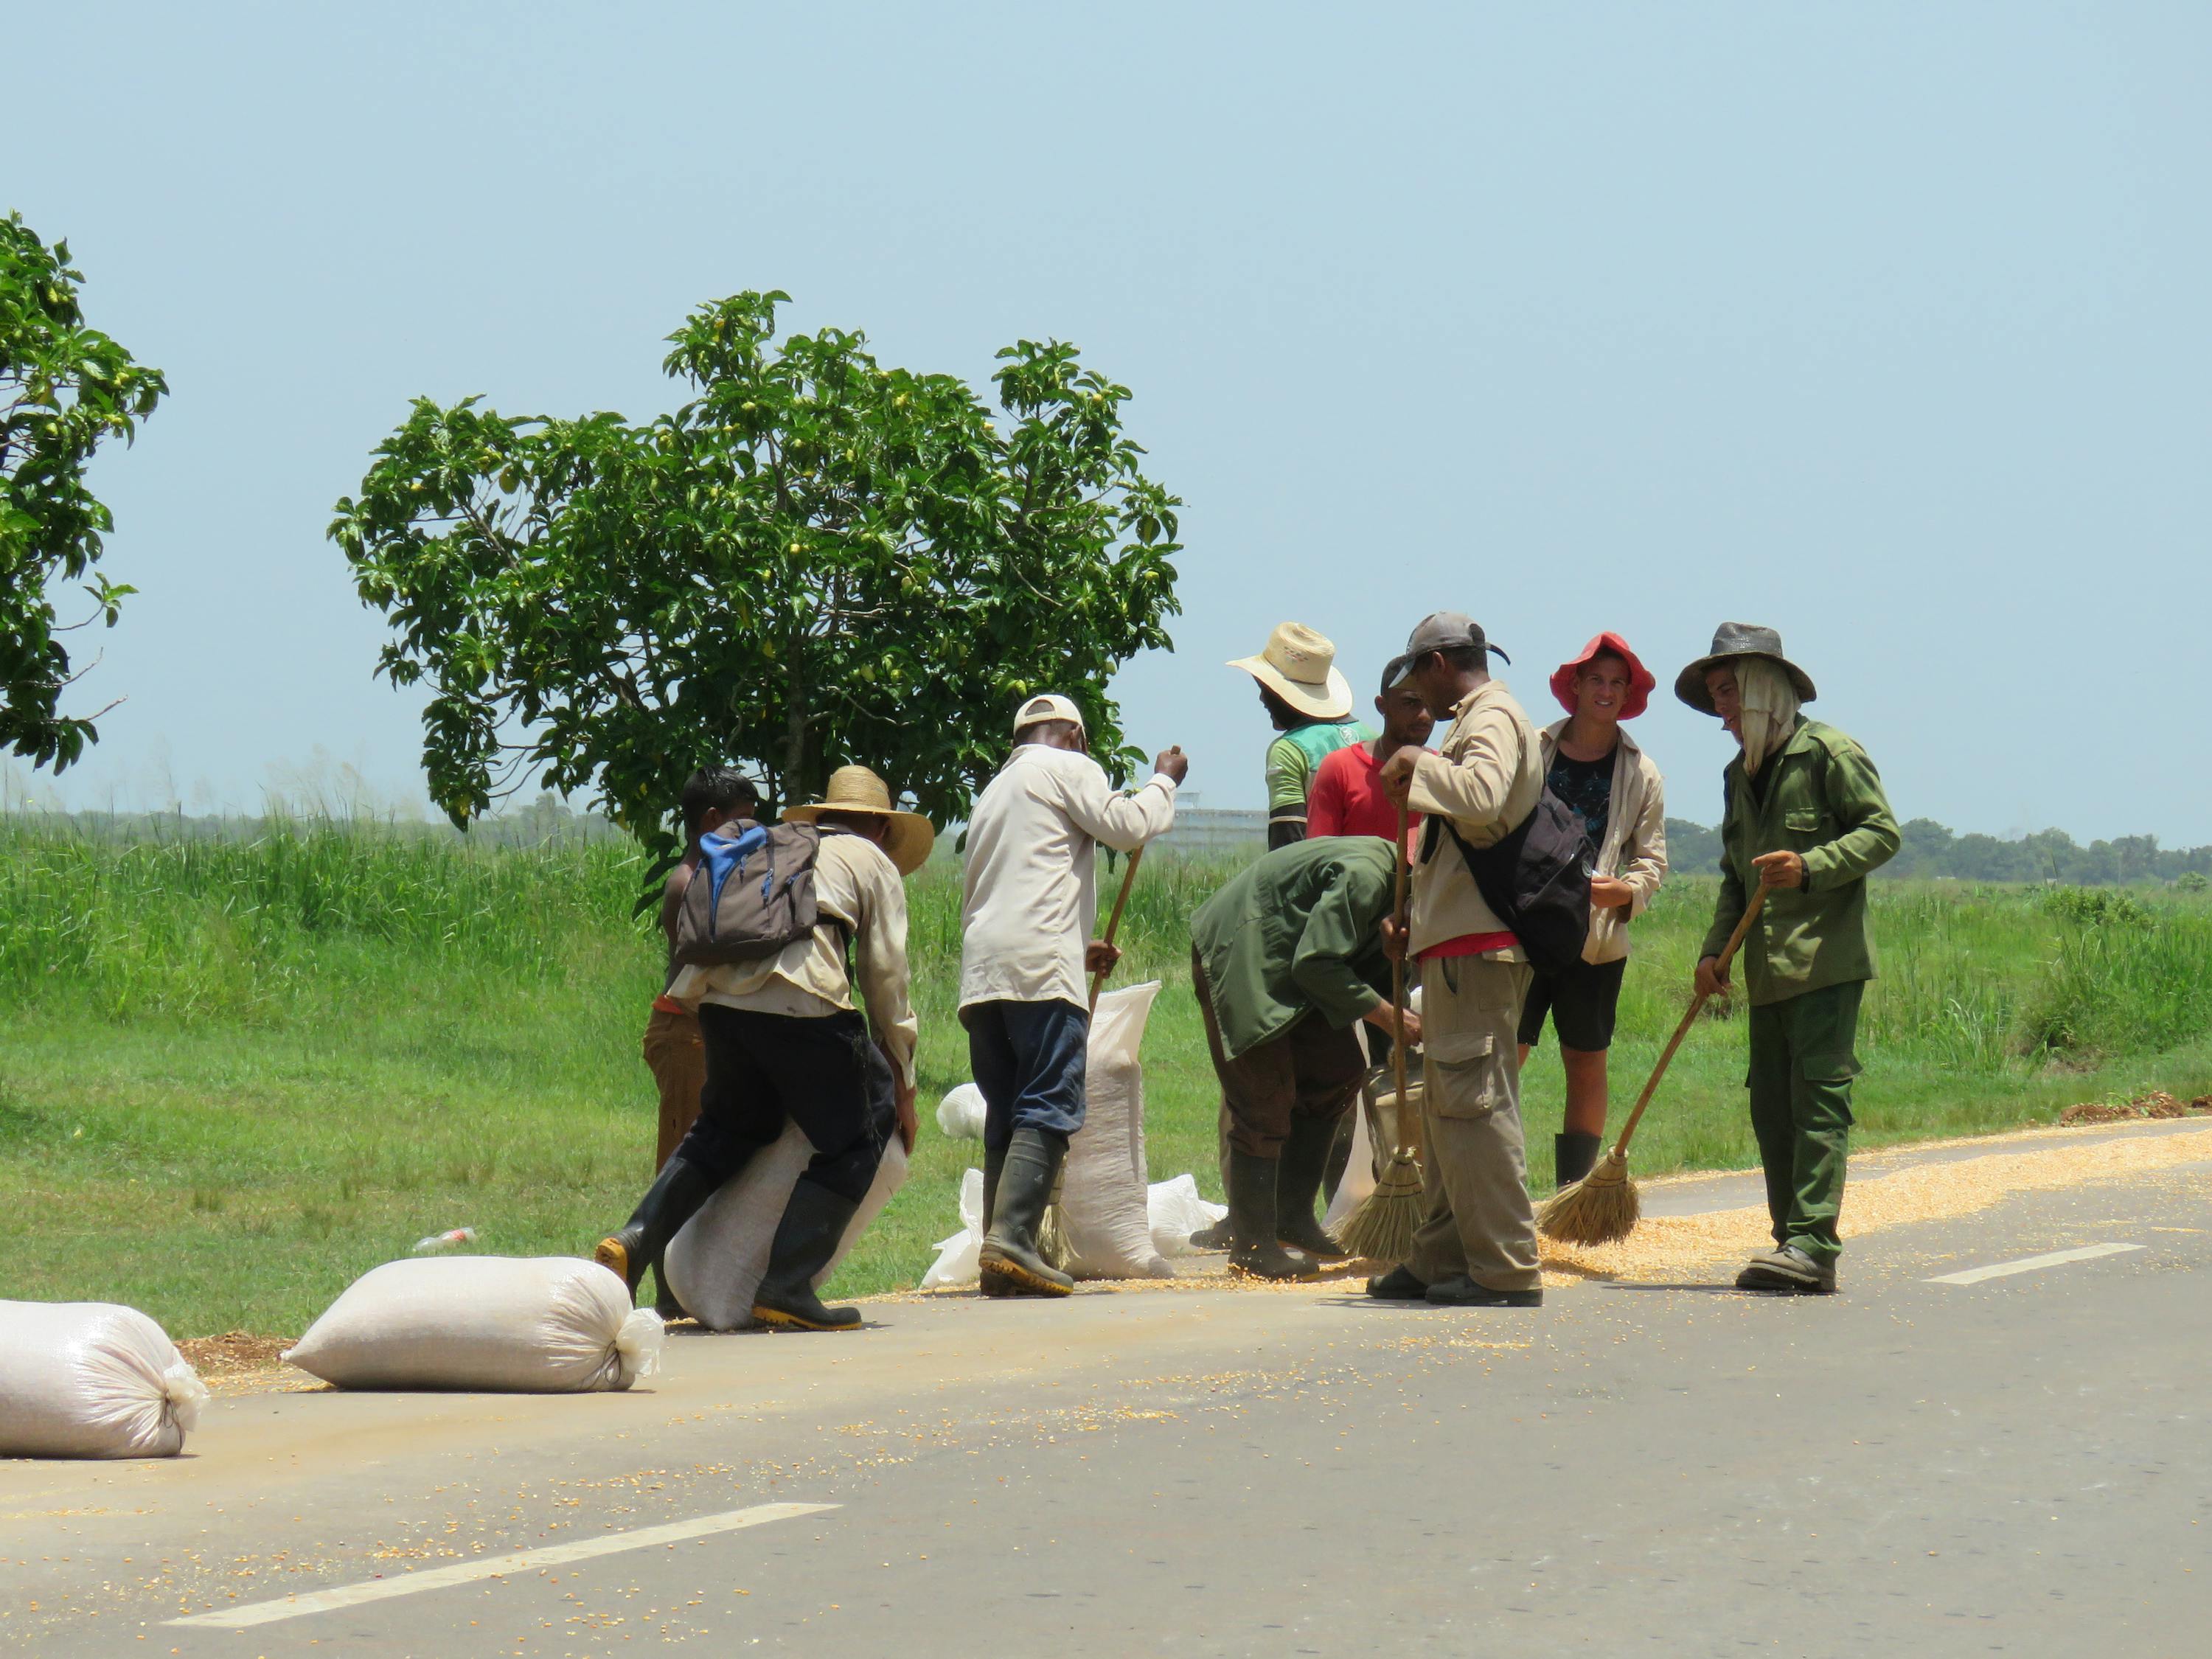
[1663, 817, 2211, 887]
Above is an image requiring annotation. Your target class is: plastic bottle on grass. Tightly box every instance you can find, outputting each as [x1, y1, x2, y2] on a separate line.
[411, 1227, 476, 1254]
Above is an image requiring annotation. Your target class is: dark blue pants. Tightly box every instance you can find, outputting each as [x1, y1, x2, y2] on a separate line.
[674, 1005, 892, 1204]
[967, 999, 1089, 1149]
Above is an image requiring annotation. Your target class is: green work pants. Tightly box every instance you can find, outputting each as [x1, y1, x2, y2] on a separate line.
[1745, 979, 1863, 1265]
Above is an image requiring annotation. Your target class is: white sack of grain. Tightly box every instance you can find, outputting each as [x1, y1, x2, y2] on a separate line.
[920, 1167, 989, 1290]
[1146, 1174, 1227, 1259]
[662, 1126, 908, 1332]
[935, 1082, 987, 1141]
[283, 1258, 661, 1392]
[1062, 981, 1174, 1279]
[0, 1301, 208, 1459]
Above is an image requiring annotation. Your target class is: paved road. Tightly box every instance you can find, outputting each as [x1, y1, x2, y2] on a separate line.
[6, 1129, 2210, 1657]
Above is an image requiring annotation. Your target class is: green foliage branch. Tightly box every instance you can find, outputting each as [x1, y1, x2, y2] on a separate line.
[0, 212, 168, 769]
[330, 291, 1182, 873]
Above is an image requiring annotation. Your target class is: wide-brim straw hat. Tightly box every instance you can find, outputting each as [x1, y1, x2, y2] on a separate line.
[1674, 622, 1818, 714]
[1550, 631, 1657, 720]
[1227, 621, 1353, 721]
[782, 765, 936, 874]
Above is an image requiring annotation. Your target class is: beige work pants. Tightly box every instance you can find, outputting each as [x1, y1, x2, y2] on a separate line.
[1405, 956, 1541, 1293]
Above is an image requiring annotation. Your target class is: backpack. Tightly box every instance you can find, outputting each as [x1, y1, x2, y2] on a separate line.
[672, 822, 837, 967]
[1425, 788, 1594, 976]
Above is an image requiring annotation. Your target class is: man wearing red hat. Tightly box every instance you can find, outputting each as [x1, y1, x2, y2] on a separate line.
[1517, 635, 1669, 1189]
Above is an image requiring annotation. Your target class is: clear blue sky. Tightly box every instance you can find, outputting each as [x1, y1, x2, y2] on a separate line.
[10, 3, 2208, 840]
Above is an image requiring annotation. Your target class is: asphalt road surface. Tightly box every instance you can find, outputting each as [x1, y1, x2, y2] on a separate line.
[6, 1127, 2209, 1658]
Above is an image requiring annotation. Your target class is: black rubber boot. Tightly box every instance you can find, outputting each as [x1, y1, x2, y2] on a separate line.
[1228, 1150, 1319, 1281]
[594, 1155, 720, 1301]
[1276, 1115, 1354, 1261]
[751, 1178, 866, 1331]
[1554, 1131, 1603, 1190]
[1188, 1216, 1234, 1251]
[978, 1142, 1013, 1298]
[979, 1128, 1074, 1297]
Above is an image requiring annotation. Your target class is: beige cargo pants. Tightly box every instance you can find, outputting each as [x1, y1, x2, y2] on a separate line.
[1405, 955, 1541, 1293]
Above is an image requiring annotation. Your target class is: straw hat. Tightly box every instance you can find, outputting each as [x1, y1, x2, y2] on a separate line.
[1227, 621, 1353, 721]
[782, 765, 936, 874]
[1674, 622, 1818, 714]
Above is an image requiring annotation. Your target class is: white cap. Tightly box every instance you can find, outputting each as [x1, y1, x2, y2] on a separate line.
[1012, 692, 1086, 737]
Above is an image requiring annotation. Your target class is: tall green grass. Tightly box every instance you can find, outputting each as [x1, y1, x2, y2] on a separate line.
[3, 814, 2208, 1337]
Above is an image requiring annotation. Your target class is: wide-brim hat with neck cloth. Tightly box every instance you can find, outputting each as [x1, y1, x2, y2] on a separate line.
[780, 764, 936, 874]
[1674, 622, 1818, 714]
[1383, 611, 1511, 690]
[1228, 622, 1354, 721]
[1550, 632, 1657, 720]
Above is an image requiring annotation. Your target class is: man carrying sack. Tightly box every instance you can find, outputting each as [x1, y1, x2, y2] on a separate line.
[595, 766, 930, 1332]
[1680, 624, 1899, 1295]
[960, 694, 1188, 1298]
[1188, 838, 1424, 1280]
[1228, 622, 1376, 850]
[1369, 612, 1548, 1309]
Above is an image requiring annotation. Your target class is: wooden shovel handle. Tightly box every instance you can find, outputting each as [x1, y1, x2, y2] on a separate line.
[1609, 882, 1770, 1158]
[1088, 846, 1145, 1014]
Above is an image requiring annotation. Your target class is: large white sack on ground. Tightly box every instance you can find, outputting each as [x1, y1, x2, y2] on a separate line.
[0, 1301, 208, 1459]
[1147, 1175, 1228, 1259]
[662, 1126, 909, 1332]
[1062, 981, 1174, 1280]
[920, 1167, 989, 1290]
[283, 1257, 661, 1392]
[935, 1083, 987, 1141]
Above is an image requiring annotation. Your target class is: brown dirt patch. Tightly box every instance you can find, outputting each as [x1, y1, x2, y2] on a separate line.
[2059, 1089, 2212, 1125]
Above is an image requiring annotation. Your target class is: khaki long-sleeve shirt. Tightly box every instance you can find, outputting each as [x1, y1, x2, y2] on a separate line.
[1538, 720, 1669, 964]
[1405, 680, 1544, 959]
[668, 829, 919, 1087]
[959, 745, 1178, 1012]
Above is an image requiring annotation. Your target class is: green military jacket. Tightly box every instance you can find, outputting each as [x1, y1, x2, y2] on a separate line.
[1700, 717, 1900, 1006]
[1190, 837, 1397, 1061]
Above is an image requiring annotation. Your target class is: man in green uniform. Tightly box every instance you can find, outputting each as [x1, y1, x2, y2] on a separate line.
[1189, 838, 1422, 1279]
[1228, 622, 1378, 850]
[1678, 623, 1899, 1295]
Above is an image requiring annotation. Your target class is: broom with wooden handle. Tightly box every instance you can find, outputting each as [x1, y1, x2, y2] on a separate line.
[1037, 846, 1147, 1269]
[1537, 882, 1770, 1246]
[1332, 804, 1425, 1263]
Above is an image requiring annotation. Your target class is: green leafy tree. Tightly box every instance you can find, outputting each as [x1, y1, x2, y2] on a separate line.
[1, 212, 167, 769]
[330, 291, 1182, 870]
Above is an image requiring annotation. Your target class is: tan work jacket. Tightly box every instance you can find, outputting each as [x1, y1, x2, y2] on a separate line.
[1405, 679, 1544, 961]
[1538, 720, 1669, 965]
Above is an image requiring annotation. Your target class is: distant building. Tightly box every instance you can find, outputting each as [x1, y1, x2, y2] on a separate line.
[1152, 791, 1265, 858]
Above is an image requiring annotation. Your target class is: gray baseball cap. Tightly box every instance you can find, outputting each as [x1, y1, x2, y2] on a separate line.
[1385, 611, 1511, 689]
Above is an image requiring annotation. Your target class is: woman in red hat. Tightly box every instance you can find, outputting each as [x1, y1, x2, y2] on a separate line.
[1517, 633, 1670, 1189]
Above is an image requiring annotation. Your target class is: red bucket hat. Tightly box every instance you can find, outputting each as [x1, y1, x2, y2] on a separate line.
[1550, 633, 1656, 720]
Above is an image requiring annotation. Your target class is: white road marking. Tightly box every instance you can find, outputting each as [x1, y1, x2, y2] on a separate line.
[167, 1500, 838, 1630]
[1927, 1242, 2144, 1285]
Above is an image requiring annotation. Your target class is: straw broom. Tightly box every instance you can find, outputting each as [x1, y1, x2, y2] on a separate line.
[1332, 804, 1424, 1263]
[1538, 883, 1770, 1246]
[1036, 844, 1147, 1270]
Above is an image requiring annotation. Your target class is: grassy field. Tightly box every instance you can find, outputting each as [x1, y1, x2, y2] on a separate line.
[4, 816, 2209, 1339]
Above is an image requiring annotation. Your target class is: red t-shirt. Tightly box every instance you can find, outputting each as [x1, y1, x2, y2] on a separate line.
[1307, 742, 1424, 845]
